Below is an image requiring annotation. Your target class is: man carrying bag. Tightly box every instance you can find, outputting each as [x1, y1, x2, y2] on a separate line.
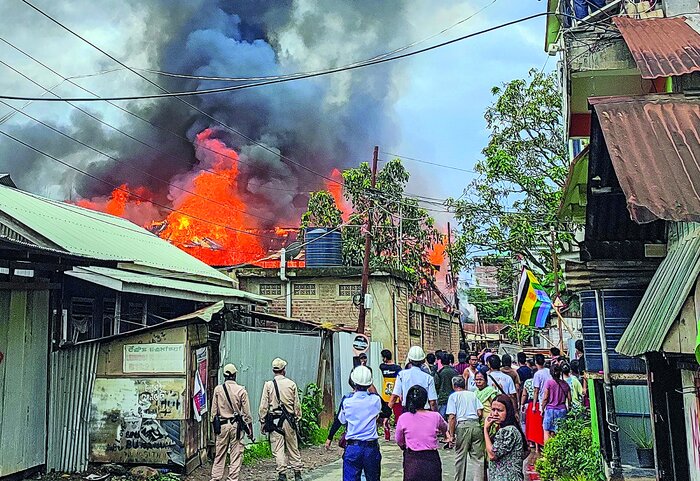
[259, 358, 303, 481]
[211, 363, 254, 481]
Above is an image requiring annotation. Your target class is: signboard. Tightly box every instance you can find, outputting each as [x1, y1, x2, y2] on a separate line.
[124, 344, 185, 373]
[553, 295, 567, 309]
[352, 334, 369, 355]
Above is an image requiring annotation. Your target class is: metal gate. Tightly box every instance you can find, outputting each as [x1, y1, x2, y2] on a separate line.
[0, 289, 50, 477]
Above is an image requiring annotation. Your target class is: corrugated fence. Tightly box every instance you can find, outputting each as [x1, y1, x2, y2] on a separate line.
[219, 330, 322, 438]
[47, 343, 99, 473]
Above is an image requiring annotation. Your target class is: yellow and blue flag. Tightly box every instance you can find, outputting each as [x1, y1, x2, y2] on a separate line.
[515, 269, 552, 328]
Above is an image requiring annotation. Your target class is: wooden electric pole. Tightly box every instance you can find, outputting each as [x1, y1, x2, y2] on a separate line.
[357, 146, 378, 334]
[551, 226, 564, 352]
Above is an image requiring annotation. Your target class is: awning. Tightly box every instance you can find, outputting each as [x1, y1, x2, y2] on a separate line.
[617, 230, 700, 357]
[614, 17, 700, 79]
[591, 95, 700, 223]
[66, 266, 269, 304]
[558, 146, 589, 223]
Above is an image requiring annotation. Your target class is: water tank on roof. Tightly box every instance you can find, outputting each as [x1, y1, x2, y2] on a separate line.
[305, 227, 342, 267]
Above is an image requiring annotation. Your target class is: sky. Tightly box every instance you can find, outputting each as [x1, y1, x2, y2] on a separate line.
[0, 0, 552, 229]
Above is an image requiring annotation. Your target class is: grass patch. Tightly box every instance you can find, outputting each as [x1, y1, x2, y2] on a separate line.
[243, 440, 273, 466]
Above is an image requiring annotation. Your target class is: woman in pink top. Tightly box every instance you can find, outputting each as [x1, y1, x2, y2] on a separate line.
[395, 385, 448, 481]
[541, 364, 571, 443]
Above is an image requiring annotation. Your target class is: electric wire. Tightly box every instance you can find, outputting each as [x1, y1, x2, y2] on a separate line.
[0, 37, 321, 196]
[128, 0, 499, 82]
[17, 0, 344, 186]
[0, 59, 280, 224]
[2, 9, 554, 102]
[380, 152, 477, 174]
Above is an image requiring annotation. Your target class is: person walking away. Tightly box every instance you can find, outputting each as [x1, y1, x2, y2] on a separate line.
[463, 353, 479, 392]
[339, 366, 383, 481]
[484, 395, 528, 481]
[210, 364, 254, 481]
[516, 352, 533, 385]
[562, 362, 583, 407]
[486, 355, 518, 410]
[379, 349, 402, 438]
[519, 376, 535, 463]
[259, 358, 303, 481]
[389, 346, 438, 411]
[426, 352, 438, 376]
[500, 354, 521, 393]
[395, 386, 448, 481]
[473, 372, 498, 420]
[454, 350, 469, 376]
[435, 353, 458, 420]
[541, 364, 571, 443]
[447, 376, 484, 481]
[527, 354, 551, 448]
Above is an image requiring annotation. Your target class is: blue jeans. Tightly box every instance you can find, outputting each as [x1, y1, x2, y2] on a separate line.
[438, 403, 448, 420]
[343, 442, 381, 481]
[574, 0, 606, 19]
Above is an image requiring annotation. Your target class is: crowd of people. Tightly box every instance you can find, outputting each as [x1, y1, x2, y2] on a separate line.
[327, 342, 587, 481]
[209, 342, 586, 481]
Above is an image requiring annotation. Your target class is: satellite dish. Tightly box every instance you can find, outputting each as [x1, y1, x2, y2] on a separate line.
[285, 241, 302, 260]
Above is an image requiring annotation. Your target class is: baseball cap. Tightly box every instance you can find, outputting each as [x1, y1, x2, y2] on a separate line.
[223, 363, 237, 376]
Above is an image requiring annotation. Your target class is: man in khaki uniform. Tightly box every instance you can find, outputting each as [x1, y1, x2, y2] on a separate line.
[210, 363, 254, 481]
[259, 358, 303, 481]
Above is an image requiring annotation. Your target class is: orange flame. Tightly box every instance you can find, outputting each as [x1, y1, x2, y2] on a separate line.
[327, 168, 351, 222]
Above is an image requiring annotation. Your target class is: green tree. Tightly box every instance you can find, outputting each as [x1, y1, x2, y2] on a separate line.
[300, 191, 342, 229]
[300, 159, 441, 283]
[464, 287, 512, 324]
[447, 70, 574, 279]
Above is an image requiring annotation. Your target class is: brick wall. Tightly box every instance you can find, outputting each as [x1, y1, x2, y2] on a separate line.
[409, 303, 461, 357]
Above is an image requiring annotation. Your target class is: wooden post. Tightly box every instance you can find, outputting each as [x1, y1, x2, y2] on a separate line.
[358, 146, 378, 334]
[551, 226, 564, 352]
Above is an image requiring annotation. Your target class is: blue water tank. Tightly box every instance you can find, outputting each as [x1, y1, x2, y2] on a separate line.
[305, 227, 343, 267]
[580, 290, 647, 374]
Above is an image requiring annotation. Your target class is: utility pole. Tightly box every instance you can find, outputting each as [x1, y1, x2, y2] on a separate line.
[447, 222, 467, 350]
[358, 146, 378, 334]
[551, 226, 564, 352]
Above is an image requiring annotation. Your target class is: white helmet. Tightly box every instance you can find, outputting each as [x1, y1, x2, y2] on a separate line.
[350, 366, 373, 387]
[407, 346, 426, 362]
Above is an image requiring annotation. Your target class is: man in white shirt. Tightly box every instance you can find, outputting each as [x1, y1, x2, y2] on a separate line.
[389, 346, 438, 411]
[447, 376, 484, 481]
[486, 354, 518, 409]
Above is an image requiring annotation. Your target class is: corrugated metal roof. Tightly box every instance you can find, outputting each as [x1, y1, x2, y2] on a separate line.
[66, 266, 268, 304]
[591, 94, 700, 223]
[614, 16, 700, 79]
[0, 184, 233, 285]
[617, 228, 700, 357]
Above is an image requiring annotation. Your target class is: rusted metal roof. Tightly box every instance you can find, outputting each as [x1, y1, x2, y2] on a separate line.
[590, 94, 700, 223]
[613, 16, 700, 79]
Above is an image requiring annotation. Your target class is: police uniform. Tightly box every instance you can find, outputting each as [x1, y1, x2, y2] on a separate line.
[210, 365, 252, 481]
[259, 358, 303, 480]
[340, 366, 382, 481]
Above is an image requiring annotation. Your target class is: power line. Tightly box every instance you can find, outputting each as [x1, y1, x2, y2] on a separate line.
[17, 0, 344, 186]
[0, 128, 278, 240]
[381, 152, 478, 174]
[2, 9, 551, 102]
[128, 0, 498, 82]
[0, 59, 280, 224]
[0, 37, 330, 195]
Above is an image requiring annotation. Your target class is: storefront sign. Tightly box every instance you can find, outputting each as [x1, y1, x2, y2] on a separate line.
[124, 344, 185, 373]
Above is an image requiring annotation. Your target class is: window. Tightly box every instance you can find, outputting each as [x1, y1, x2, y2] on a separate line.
[293, 283, 316, 296]
[409, 312, 422, 337]
[338, 284, 361, 297]
[70, 297, 94, 342]
[260, 283, 282, 296]
[102, 298, 115, 337]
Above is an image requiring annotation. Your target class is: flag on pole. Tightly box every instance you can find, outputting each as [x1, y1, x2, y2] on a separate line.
[515, 268, 552, 328]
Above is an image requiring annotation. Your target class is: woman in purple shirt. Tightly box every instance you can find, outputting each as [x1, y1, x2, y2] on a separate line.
[541, 364, 571, 443]
[395, 385, 448, 481]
